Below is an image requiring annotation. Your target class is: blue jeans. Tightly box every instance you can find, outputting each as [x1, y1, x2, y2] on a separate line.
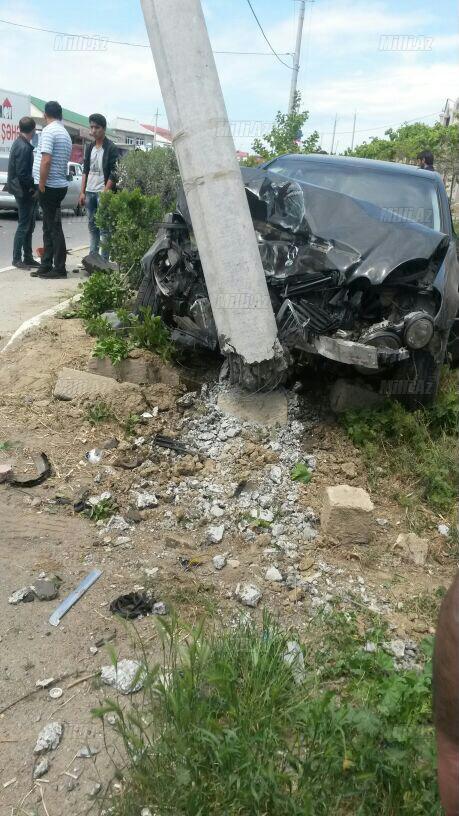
[85, 191, 109, 259]
[13, 195, 37, 263]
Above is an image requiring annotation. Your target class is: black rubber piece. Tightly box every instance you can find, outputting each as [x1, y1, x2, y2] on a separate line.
[109, 592, 154, 619]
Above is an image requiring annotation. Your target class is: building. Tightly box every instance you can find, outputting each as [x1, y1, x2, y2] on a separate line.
[109, 117, 172, 149]
[439, 98, 459, 127]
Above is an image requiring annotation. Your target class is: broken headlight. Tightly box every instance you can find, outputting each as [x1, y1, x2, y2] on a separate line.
[404, 312, 434, 350]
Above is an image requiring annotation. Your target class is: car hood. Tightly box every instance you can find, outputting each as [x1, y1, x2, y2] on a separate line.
[240, 167, 449, 286]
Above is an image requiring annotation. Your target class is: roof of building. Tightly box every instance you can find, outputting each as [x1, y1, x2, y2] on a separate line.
[141, 123, 172, 142]
[109, 117, 154, 136]
[31, 96, 116, 138]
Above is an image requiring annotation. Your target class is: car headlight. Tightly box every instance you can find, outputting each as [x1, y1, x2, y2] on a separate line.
[404, 312, 434, 350]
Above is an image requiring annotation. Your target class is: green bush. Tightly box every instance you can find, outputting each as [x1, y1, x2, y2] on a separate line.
[117, 147, 180, 211]
[78, 270, 130, 319]
[95, 613, 440, 816]
[96, 189, 163, 287]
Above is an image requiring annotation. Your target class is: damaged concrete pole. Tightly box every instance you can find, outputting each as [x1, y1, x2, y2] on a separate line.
[141, 0, 287, 389]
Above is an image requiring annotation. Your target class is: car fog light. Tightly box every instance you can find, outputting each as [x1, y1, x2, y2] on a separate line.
[404, 313, 434, 350]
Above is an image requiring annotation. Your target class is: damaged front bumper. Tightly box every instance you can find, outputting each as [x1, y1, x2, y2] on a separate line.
[294, 334, 410, 370]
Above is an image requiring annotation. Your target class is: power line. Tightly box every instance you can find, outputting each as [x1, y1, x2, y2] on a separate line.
[244, 0, 293, 69]
[0, 17, 292, 57]
[319, 111, 439, 136]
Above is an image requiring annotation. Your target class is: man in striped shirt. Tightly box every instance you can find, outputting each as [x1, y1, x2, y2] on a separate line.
[31, 101, 72, 279]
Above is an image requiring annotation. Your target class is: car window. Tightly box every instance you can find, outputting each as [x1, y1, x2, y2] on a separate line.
[268, 158, 441, 231]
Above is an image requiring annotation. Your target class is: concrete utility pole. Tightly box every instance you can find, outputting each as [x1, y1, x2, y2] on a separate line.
[288, 0, 306, 115]
[330, 113, 338, 154]
[141, 0, 284, 381]
[350, 111, 357, 151]
[153, 108, 159, 145]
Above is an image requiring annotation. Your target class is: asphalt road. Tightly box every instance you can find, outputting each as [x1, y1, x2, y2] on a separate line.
[0, 212, 90, 350]
[0, 210, 89, 268]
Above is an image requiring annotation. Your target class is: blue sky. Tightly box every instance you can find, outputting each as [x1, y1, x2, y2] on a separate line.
[0, 0, 457, 151]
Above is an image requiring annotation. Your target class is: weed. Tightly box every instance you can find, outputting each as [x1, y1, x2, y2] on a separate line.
[0, 441, 17, 451]
[86, 401, 115, 425]
[341, 369, 458, 514]
[88, 497, 118, 521]
[404, 587, 447, 624]
[95, 612, 440, 815]
[84, 315, 114, 338]
[118, 306, 175, 361]
[290, 462, 312, 484]
[123, 413, 141, 438]
[93, 336, 131, 366]
[78, 270, 130, 320]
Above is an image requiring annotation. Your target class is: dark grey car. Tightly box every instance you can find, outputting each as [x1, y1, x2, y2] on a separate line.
[137, 154, 459, 406]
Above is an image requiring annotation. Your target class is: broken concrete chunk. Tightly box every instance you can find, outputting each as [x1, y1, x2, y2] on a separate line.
[132, 490, 158, 510]
[8, 586, 35, 604]
[265, 566, 283, 583]
[438, 524, 450, 537]
[33, 757, 50, 779]
[104, 515, 131, 532]
[386, 639, 406, 659]
[77, 746, 99, 758]
[329, 378, 385, 414]
[269, 465, 283, 485]
[321, 485, 374, 545]
[217, 388, 288, 428]
[54, 367, 120, 401]
[284, 641, 306, 685]
[30, 578, 60, 601]
[153, 601, 167, 615]
[395, 532, 429, 566]
[101, 659, 145, 694]
[213, 554, 227, 570]
[235, 583, 262, 608]
[251, 508, 274, 524]
[0, 462, 13, 483]
[34, 722, 63, 754]
[207, 525, 225, 544]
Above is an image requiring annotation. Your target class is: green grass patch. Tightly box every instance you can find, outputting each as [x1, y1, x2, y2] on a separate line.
[291, 462, 313, 484]
[87, 496, 118, 521]
[85, 401, 115, 425]
[95, 611, 440, 816]
[341, 369, 458, 515]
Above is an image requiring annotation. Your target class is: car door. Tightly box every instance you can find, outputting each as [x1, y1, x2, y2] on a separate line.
[63, 163, 82, 211]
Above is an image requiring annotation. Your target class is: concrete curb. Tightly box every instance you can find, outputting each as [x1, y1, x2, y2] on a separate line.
[1, 293, 82, 354]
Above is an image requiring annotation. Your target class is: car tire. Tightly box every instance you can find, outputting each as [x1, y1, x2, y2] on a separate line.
[389, 347, 444, 410]
[135, 267, 163, 317]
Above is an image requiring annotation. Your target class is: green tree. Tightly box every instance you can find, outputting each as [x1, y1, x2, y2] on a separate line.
[347, 121, 459, 175]
[117, 147, 180, 211]
[249, 92, 321, 163]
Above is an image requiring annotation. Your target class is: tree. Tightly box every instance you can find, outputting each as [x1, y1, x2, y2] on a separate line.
[117, 147, 180, 211]
[347, 121, 459, 174]
[248, 92, 321, 163]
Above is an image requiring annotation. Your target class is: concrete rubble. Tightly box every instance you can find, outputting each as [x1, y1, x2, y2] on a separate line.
[395, 532, 429, 566]
[235, 583, 263, 607]
[101, 659, 145, 694]
[34, 722, 63, 754]
[321, 485, 374, 545]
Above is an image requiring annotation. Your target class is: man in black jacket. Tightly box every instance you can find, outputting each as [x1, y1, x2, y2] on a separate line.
[7, 116, 40, 269]
[79, 113, 118, 259]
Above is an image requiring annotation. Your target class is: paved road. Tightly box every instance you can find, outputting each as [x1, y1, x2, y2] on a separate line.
[0, 210, 89, 268]
[0, 212, 90, 351]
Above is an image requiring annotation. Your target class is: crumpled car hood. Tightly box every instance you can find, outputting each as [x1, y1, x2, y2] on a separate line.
[240, 167, 449, 286]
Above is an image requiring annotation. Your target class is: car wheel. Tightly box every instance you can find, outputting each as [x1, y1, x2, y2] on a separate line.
[135, 266, 163, 317]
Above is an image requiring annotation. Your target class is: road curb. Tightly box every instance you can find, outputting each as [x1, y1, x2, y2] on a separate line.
[1, 292, 82, 353]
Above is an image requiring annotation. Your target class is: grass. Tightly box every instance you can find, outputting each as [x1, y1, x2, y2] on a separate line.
[404, 587, 447, 624]
[123, 413, 141, 438]
[341, 368, 458, 517]
[94, 611, 440, 816]
[86, 401, 115, 425]
[88, 496, 119, 521]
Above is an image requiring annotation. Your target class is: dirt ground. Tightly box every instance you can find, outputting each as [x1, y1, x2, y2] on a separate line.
[0, 317, 455, 816]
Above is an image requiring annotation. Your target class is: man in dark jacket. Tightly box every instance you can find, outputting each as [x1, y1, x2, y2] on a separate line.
[79, 113, 118, 259]
[417, 150, 435, 171]
[7, 116, 40, 269]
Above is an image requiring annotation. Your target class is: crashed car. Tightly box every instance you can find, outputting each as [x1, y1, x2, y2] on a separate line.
[137, 154, 459, 406]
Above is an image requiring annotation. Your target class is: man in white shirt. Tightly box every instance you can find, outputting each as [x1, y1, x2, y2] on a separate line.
[31, 101, 72, 279]
[79, 113, 119, 259]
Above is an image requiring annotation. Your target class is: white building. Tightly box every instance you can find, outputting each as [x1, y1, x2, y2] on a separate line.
[440, 98, 459, 126]
[109, 117, 172, 149]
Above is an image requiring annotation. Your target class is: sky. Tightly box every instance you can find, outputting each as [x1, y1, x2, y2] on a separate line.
[0, 0, 457, 152]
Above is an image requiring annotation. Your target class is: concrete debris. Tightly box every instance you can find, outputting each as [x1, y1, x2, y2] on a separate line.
[153, 602, 167, 615]
[54, 367, 120, 401]
[251, 508, 274, 524]
[77, 746, 99, 758]
[30, 577, 60, 601]
[104, 515, 131, 532]
[8, 586, 35, 604]
[265, 566, 283, 583]
[395, 532, 429, 566]
[321, 485, 374, 545]
[89, 782, 102, 797]
[438, 524, 450, 537]
[364, 641, 377, 653]
[33, 757, 50, 779]
[217, 388, 288, 427]
[210, 503, 225, 518]
[376, 518, 389, 527]
[141, 809, 153, 816]
[386, 639, 406, 659]
[88, 491, 112, 506]
[235, 583, 262, 608]
[0, 462, 13, 483]
[36, 677, 55, 689]
[34, 722, 63, 754]
[269, 466, 283, 485]
[132, 490, 158, 510]
[213, 554, 227, 570]
[283, 641, 306, 684]
[207, 525, 225, 544]
[101, 659, 145, 694]
[86, 448, 104, 465]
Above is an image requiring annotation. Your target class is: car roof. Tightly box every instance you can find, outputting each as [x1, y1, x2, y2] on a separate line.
[269, 153, 443, 181]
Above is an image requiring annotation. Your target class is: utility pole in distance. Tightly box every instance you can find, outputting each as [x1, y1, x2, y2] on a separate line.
[350, 111, 357, 151]
[330, 113, 338, 154]
[288, 0, 306, 115]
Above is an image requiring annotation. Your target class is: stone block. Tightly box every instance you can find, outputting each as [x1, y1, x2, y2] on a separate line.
[88, 350, 180, 387]
[217, 387, 288, 427]
[329, 379, 385, 414]
[54, 367, 120, 401]
[321, 484, 374, 544]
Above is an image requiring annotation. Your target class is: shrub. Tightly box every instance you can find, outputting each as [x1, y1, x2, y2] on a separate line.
[94, 612, 440, 816]
[117, 147, 180, 211]
[78, 270, 130, 319]
[96, 189, 163, 287]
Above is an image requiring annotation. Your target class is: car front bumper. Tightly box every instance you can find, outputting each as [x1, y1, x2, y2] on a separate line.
[297, 334, 410, 369]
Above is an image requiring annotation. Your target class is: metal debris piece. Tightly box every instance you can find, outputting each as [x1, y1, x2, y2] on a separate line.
[48, 569, 102, 627]
[10, 452, 51, 487]
[109, 592, 154, 619]
[153, 434, 197, 456]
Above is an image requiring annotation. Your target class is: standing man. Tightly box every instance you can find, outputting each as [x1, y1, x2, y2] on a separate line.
[7, 116, 39, 269]
[417, 150, 435, 171]
[31, 101, 72, 279]
[79, 113, 118, 259]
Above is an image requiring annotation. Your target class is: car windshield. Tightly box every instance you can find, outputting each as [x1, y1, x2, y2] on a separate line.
[0, 157, 8, 172]
[268, 159, 442, 231]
